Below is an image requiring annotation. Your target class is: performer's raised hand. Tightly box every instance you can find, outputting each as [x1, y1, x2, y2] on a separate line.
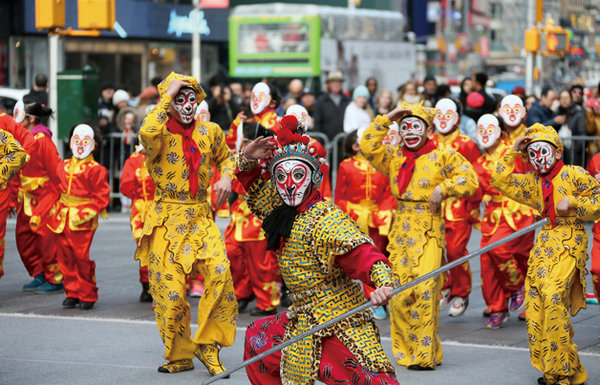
[213, 174, 232, 207]
[556, 196, 572, 216]
[429, 185, 444, 215]
[512, 136, 532, 152]
[370, 286, 393, 307]
[165, 79, 192, 99]
[237, 111, 248, 123]
[242, 136, 277, 160]
[385, 107, 412, 122]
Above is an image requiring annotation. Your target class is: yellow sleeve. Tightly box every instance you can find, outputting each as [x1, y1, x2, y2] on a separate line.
[568, 166, 600, 221]
[438, 151, 479, 198]
[490, 150, 541, 211]
[211, 124, 235, 178]
[359, 115, 393, 177]
[0, 129, 28, 185]
[139, 95, 171, 163]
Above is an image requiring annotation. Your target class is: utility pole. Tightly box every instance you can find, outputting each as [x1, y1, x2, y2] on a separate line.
[192, 0, 202, 82]
[445, 0, 452, 78]
[525, 0, 536, 95]
[48, 32, 62, 155]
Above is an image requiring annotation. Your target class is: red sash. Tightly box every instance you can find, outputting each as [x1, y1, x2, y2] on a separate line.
[166, 119, 201, 196]
[540, 160, 565, 227]
[397, 140, 437, 196]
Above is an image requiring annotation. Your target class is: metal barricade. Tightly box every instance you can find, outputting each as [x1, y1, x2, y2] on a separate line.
[566, 136, 598, 168]
[98, 132, 136, 202]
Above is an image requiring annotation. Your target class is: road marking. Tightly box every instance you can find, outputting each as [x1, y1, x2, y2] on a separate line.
[3, 312, 599, 358]
[0, 356, 155, 370]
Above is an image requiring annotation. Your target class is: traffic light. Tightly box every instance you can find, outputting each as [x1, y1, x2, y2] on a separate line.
[544, 27, 569, 54]
[78, 0, 115, 30]
[35, 0, 65, 30]
[524, 28, 540, 52]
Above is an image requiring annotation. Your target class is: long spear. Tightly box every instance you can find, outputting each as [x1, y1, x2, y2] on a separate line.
[202, 218, 549, 384]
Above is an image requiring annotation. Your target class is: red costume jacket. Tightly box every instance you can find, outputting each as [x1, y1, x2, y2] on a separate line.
[226, 109, 278, 150]
[120, 151, 156, 240]
[586, 152, 600, 237]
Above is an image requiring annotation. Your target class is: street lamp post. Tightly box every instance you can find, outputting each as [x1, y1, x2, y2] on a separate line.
[192, 0, 202, 82]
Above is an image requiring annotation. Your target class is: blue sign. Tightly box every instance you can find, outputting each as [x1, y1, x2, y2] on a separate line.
[167, 9, 210, 38]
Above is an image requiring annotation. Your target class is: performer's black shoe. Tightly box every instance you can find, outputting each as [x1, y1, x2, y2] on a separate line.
[537, 377, 547, 385]
[249, 307, 276, 317]
[140, 283, 152, 303]
[62, 297, 79, 308]
[407, 365, 434, 371]
[80, 301, 95, 310]
[238, 296, 254, 313]
[280, 289, 291, 308]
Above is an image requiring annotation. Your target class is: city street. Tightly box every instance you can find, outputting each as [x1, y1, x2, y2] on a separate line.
[1, 214, 599, 385]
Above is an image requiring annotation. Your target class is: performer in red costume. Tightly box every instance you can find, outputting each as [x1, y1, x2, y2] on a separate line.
[473, 114, 535, 328]
[14, 102, 63, 293]
[120, 144, 156, 302]
[0, 110, 34, 280]
[48, 124, 110, 310]
[431, 98, 481, 317]
[586, 152, 600, 302]
[226, 122, 281, 316]
[335, 128, 395, 319]
[227, 82, 279, 151]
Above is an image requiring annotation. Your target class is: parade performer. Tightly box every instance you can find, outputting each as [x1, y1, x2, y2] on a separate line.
[47, 124, 110, 310]
[15, 103, 63, 293]
[586, 152, 600, 302]
[0, 112, 33, 280]
[499, 94, 529, 147]
[360, 102, 479, 370]
[226, 122, 280, 316]
[431, 98, 481, 317]
[135, 72, 237, 376]
[492, 123, 600, 385]
[227, 81, 279, 151]
[473, 114, 534, 328]
[120, 144, 156, 302]
[335, 128, 394, 319]
[239, 115, 398, 385]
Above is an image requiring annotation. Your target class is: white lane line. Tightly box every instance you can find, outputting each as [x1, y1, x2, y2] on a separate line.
[3, 312, 600, 358]
[0, 356, 155, 370]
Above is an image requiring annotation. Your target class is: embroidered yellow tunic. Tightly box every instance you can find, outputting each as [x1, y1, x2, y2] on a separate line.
[492, 149, 600, 385]
[136, 93, 238, 362]
[360, 115, 479, 368]
[0, 128, 28, 185]
[244, 172, 395, 385]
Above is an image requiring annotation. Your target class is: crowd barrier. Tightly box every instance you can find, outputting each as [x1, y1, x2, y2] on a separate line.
[98, 132, 600, 204]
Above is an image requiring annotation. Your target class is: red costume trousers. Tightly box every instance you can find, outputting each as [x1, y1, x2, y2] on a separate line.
[591, 234, 600, 300]
[244, 312, 399, 385]
[56, 226, 98, 302]
[226, 234, 280, 311]
[442, 220, 472, 297]
[480, 222, 534, 312]
[16, 210, 61, 284]
[0, 203, 6, 279]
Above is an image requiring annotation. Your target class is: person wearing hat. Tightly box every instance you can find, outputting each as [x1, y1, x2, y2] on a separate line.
[360, 102, 479, 370]
[47, 124, 110, 311]
[237, 115, 398, 385]
[492, 123, 600, 385]
[135, 72, 237, 376]
[119, 143, 156, 303]
[343, 85, 374, 134]
[313, 70, 351, 141]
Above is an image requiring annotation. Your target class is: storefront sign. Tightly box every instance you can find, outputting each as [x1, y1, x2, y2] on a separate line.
[167, 10, 210, 38]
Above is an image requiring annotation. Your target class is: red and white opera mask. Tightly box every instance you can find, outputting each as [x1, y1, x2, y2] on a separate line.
[274, 160, 312, 207]
[499, 95, 525, 128]
[172, 88, 198, 125]
[433, 98, 459, 134]
[251, 82, 271, 115]
[70, 124, 95, 159]
[383, 122, 400, 146]
[399, 116, 427, 149]
[286, 104, 310, 133]
[476, 114, 501, 149]
[527, 141, 557, 174]
[195, 100, 210, 122]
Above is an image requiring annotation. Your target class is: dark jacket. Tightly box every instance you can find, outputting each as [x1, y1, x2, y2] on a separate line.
[313, 93, 351, 140]
[23, 89, 48, 106]
[526, 101, 559, 129]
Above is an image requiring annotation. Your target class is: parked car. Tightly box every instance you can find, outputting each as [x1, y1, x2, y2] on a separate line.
[0, 87, 29, 116]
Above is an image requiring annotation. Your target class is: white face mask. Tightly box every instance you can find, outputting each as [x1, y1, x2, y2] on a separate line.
[527, 141, 557, 174]
[273, 160, 312, 207]
[476, 114, 501, 149]
[251, 82, 271, 115]
[499, 95, 525, 128]
[433, 98, 459, 134]
[195, 100, 210, 122]
[285, 104, 310, 133]
[13, 99, 25, 123]
[382, 122, 400, 146]
[399, 117, 427, 149]
[172, 88, 198, 125]
[70, 124, 95, 159]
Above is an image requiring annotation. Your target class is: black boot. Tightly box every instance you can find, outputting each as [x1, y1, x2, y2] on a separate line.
[280, 283, 291, 308]
[63, 297, 79, 308]
[80, 301, 95, 310]
[249, 307, 277, 317]
[140, 282, 152, 303]
[237, 296, 253, 313]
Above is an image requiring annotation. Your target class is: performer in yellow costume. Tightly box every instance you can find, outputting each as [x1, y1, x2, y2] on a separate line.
[136, 72, 237, 376]
[360, 102, 478, 370]
[0, 128, 28, 184]
[492, 123, 600, 385]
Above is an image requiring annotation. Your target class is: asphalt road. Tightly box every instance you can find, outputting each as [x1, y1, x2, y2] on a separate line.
[1, 214, 599, 385]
